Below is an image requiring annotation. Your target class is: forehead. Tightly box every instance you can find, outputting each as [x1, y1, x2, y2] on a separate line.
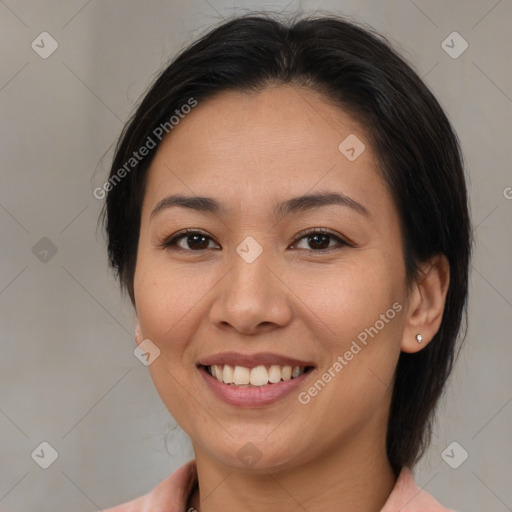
[143, 85, 388, 216]
[155, 85, 367, 159]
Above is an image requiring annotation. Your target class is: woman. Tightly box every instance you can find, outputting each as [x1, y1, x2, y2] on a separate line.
[99, 12, 471, 512]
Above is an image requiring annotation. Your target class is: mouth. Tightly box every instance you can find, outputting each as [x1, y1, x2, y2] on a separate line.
[197, 352, 315, 387]
[195, 352, 316, 407]
[199, 363, 315, 387]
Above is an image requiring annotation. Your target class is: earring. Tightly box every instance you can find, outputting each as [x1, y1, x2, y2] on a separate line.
[416, 334, 423, 343]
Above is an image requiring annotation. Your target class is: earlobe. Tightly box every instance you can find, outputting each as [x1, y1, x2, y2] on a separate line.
[401, 254, 450, 354]
[135, 320, 142, 345]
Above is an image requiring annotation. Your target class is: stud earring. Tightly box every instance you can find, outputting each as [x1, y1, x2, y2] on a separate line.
[416, 334, 423, 343]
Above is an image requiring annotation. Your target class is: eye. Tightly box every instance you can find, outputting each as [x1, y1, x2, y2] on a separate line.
[158, 228, 353, 253]
[159, 229, 220, 252]
[290, 229, 353, 252]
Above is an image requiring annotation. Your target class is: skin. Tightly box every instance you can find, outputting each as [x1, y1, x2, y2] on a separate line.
[133, 85, 450, 512]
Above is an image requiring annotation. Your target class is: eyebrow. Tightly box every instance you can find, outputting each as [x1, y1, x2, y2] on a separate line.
[150, 191, 370, 221]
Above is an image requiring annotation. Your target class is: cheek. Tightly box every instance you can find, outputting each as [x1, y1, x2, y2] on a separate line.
[134, 258, 210, 433]
[301, 255, 402, 339]
[133, 253, 208, 348]
[299, 274, 403, 446]
[301, 255, 404, 397]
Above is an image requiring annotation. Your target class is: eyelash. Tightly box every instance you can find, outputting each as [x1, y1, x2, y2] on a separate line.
[158, 228, 354, 253]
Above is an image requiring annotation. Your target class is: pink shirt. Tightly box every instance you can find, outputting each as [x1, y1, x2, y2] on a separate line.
[103, 459, 456, 512]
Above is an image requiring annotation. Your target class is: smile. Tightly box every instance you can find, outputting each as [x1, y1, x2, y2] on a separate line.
[204, 364, 310, 386]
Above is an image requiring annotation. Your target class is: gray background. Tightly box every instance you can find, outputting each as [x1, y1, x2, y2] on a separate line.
[0, 1, 511, 511]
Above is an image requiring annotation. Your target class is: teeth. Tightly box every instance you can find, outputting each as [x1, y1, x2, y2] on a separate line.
[268, 365, 282, 383]
[291, 366, 302, 378]
[207, 364, 307, 386]
[233, 366, 250, 385]
[249, 365, 268, 386]
[222, 364, 234, 384]
[282, 366, 292, 380]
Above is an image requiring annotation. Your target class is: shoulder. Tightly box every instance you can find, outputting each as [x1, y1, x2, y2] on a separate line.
[381, 467, 458, 512]
[103, 459, 197, 512]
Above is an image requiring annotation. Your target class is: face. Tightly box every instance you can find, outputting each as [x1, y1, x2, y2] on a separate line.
[133, 85, 410, 472]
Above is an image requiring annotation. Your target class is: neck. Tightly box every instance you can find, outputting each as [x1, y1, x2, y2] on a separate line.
[188, 430, 397, 512]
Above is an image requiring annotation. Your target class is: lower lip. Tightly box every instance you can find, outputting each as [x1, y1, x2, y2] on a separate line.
[198, 366, 314, 407]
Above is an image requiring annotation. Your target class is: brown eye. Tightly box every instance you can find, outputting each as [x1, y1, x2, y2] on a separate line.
[160, 228, 352, 253]
[160, 230, 219, 252]
[290, 229, 352, 252]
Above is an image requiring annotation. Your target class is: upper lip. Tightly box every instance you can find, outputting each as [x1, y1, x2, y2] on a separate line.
[197, 352, 315, 369]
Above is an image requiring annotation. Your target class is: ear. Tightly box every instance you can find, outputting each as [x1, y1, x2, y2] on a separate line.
[134, 318, 143, 346]
[401, 254, 450, 353]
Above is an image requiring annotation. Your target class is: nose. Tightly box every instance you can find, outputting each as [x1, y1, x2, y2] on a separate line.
[208, 238, 293, 335]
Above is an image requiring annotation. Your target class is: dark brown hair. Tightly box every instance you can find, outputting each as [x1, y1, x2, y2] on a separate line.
[99, 12, 472, 474]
